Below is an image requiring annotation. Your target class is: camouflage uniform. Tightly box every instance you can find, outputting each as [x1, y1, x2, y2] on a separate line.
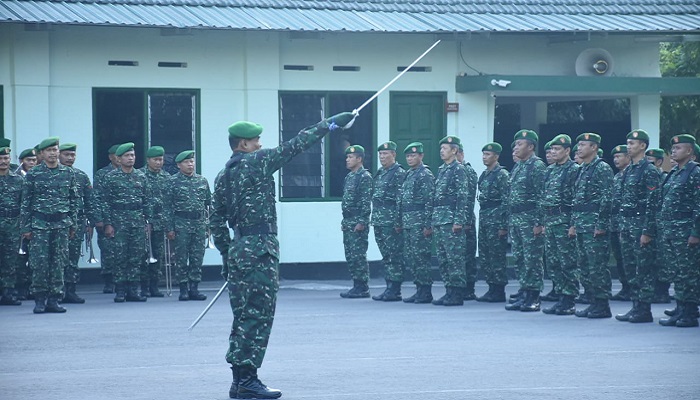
[371, 162, 406, 283]
[0, 170, 24, 301]
[342, 167, 373, 283]
[477, 165, 510, 288]
[21, 163, 78, 297]
[93, 163, 118, 285]
[609, 169, 627, 295]
[65, 167, 96, 286]
[140, 166, 171, 289]
[461, 162, 478, 296]
[399, 163, 435, 287]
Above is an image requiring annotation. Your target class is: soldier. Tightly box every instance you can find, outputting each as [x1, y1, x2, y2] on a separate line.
[15, 148, 37, 176]
[399, 142, 435, 304]
[14, 148, 37, 300]
[544, 141, 554, 165]
[0, 147, 23, 305]
[610, 145, 632, 301]
[0, 138, 19, 172]
[645, 148, 672, 304]
[139, 146, 170, 297]
[431, 136, 468, 306]
[340, 144, 373, 299]
[505, 130, 547, 312]
[476, 143, 510, 303]
[165, 150, 211, 301]
[615, 129, 660, 323]
[93, 144, 120, 293]
[101, 143, 153, 303]
[210, 112, 355, 399]
[58, 143, 96, 304]
[658, 134, 700, 328]
[456, 144, 478, 300]
[572, 144, 582, 164]
[21, 137, 78, 314]
[540, 134, 580, 316]
[370, 141, 407, 302]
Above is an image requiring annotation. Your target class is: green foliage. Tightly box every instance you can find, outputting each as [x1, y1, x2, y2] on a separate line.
[660, 42, 700, 149]
[547, 99, 630, 124]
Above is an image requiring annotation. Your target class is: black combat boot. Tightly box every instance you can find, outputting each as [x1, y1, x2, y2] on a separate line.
[45, 294, 67, 313]
[149, 279, 164, 297]
[651, 280, 671, 304]
[140, 279, 150, 298]
[520, 290, 541, 312]
[229, 365, 239, 399]
[432, 287, 450, 306]
[340, 279, 369, 299]
[62, 283, 85, 304]
[33, 292, 47, 314]
[125, 282, 147, 302]
[675, 302, 699, 328]
[0, 287, 21, 306]
[381, 281, 402, 302]
[237, 366, 282, 399]
[402, 286, 420, 303]
[463, 281, 476, 301]
[179, 282, 190, 301]
[509, 288, 524, 303]
[628, 301, 653, 323]
[413, 285, 433, 304]
[556, 295, 577, 316]
[586, 298, 612, 319]
[659, 302, 683, 327]
[541, 287, 558, 302]
[114, 283, 126, 303]
[443, 287, 464, 306]
[505, 291, 526, 311]
[664, 300, 682, 317]
[102, 273, 115, 294]
[372, 280, 391, 301]
[611, 284, 631, 301]
[477, 284, 506, 302]
[615, 301, 638, 321]
[15, 284, 29, 301]
[575, 290, 591, 304]
[189, 281, 207, 301]
[542, 296, 563, 315]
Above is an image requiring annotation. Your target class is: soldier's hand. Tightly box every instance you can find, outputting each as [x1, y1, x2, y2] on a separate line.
[452, 224, 462, 233]
[326, 112, 356, 131]
[568, 226, 576, 238]
[95, 221, 104, 228]
[69, 228, 76, 239]
[640, 234, 652, 247]
[104, 225, 115, 238]
[594, 229, 607, 237]
[22, 232, 32, 240]
[354, 223, 365, 232]
[533, 225, 544, 236]
[498, 229, 508, 238]
[85, 225, 93, 235]
[688, 235, 700, 246]
[423, 227, 432, 237]
[167, 231, 176, 240]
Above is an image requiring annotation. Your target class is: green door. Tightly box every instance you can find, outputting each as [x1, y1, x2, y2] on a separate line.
[390, 92, 446, 173]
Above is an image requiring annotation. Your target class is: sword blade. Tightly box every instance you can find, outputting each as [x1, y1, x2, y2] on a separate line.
[187, 281, 229, 331]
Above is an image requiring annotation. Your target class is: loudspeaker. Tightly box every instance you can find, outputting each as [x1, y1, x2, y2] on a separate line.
[575, 48, 614, 76]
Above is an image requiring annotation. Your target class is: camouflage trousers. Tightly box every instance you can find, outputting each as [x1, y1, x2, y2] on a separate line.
[113, 226, 145, 284]
[29, 228, 68, 296]
[620, 228, 655, 303]
[652, 231, 674, 285]
[509, 223, 545, 291]
[226, 234, 279, 368]
[96, 227, 115, 277]
[342, 228, 369, 282]
[433, 224, 466, 288]
[65, 230, 83, 284]
[142, 229, 165, 282]
[373, 226, 405, 282]
[609, 230, 627, 286]
[173, 230, 206, 284]
[403, 227, 433, 286]
[477, 221, 508, 286]
[16, 253, 30, 289]
[661, 233, 700, 304]
[464, 224, 477, 284]
[0, 224, 20, 288]
[576, 232, 612, 300]
[545, 222, 578, 296]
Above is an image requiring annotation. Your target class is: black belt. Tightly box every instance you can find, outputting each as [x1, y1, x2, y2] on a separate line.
[402, 204, 425, 212]
[112, 203, 142, 211]
[510, 203, 536, 214]
[479, 200, 501, 210]
[175, 210, 204, 219]
[343, 209, 361, 219]
[543, 205, 572, 216]
[573, 204, 599, 212]
[34, 211, 68, 222]
[434, 198, 457, 207]
[234, 223, 277, 238]
[0, 209, 20, 218]
[620, 207, 646, 217]
[372, 199, 396, 208]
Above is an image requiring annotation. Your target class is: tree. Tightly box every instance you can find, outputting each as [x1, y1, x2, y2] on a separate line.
[660, 42, 700, 149]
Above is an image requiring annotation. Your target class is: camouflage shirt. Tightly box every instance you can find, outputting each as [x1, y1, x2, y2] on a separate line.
[93, 163, 118, 222]
[164, 172, 211, 233]
[70, 166, 98, 225]
[342, 167, 372, 229]
[462, 162, 478, 227]
[571, 158, 614, 233]
[658, 161, 700, 239]
[140, 166, 171, 230]
[478, 165, 509, 230]
[399, 163, 434, 229]
[540, 160, 579, 226]
[619, 158, 659, 235]
[102, 168, 153, 228]
[20, 163, 78, 232]
[610, 170, 624, 232]
[432, 160, 468, 227]
[0, 171, 24, 230]
[507, 155, 546, 226]
[371, 162, 406, 227]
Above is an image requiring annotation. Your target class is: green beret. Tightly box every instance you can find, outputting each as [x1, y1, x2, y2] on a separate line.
[645, 148, 664, 159]
[481, 142, 502, 153]
[229, 121, 263, 139]
[33, 144, 40, 152]
[0, 147, 10, 155]
[115, 142, 135, 157]
[597, 148, 604, 157]
[377, 141, 397, 152]
[37, 137, 60, 151]
[513, 129, 538, 144]
[108, 144, 120, 154]
[175, 150, 195, 163]
[670, 134, 696, 145]
[576, 132, 601, 144]
[544, 141, 552, 151]
[0, 138, 10, 147]
[59, 143, 77, 152]
[694, 144, 700, 156]
[551, 134, 572, 148]
[345, 145, 365, 156]
[611, 145, 627, 156]
[19, 148, 36, 159]
[572, 144, 579, 154]
[458, 143, 464, 152]
[146, 146, 165, 158]
[404, 142, 424, 154]
[439, 136, 461, 146]
[627, 129, 649, 143]
[511, 141, 516, 149]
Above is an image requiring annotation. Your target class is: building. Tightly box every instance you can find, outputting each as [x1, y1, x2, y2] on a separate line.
[2, 0, 699, 270]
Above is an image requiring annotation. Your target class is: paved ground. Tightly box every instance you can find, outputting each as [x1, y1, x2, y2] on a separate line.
[2, 280, 699, 400]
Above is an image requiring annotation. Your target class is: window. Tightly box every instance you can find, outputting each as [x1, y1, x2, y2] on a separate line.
[279, 92, 375, 200]
[93, 88, 199, 175]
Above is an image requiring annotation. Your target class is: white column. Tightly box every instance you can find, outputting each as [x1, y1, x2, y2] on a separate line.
[630, 95, 661, 148]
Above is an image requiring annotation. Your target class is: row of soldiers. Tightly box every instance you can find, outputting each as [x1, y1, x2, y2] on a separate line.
[0, 137, 214, 313]
[337, 129, 700, 328]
